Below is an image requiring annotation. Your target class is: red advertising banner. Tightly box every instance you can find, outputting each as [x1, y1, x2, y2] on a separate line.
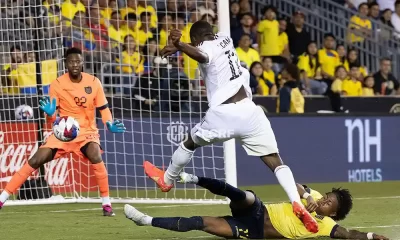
[0, 122, 97, 195]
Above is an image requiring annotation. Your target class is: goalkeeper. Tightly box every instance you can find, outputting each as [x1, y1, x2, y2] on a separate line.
[125, 172, 388, 240]
[0, 47, 126, 216]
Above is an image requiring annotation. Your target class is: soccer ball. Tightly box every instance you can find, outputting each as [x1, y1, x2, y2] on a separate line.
[52, 116, 80, 142]
[15, 104, 34, 120]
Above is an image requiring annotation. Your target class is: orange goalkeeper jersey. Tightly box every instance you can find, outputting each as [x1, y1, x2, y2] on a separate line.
[49, 72, 108, 134]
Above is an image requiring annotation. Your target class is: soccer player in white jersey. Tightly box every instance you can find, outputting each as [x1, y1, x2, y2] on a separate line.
[143, 21, 318, 233]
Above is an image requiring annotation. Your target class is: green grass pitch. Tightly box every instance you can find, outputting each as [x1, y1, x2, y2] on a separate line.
[2, 181, 400, 240]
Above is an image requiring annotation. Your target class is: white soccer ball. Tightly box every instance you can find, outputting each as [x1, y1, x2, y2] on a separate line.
[52, 116, 80, 142]
[15, 104, 34, 120]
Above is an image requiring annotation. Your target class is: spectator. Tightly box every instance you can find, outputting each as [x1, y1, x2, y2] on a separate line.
[174, 13, 186, 31]
[258, 57, 277, 95]
[165, 0, 180, 16]
[61, 0, 86, 22]
[344, 49, 368, 79]
[132, 62, 160, 112]
[246, 62, 260, 94]
[43, 0, 61, 26]
[136, 0, 158, 29]
[342, 66, 362, 96]
[122, 13, 139, 39]
[25, 52, 35, 63]
[239, 0, 251, 14]
[277, 64, 304, 113]
[391, 0, 400, 38]
[116, 35, 144, 75]
[318, 33, 340, 82]
[248, 61, 275, 96]
[1, 45, 23, 94]
[236, 34, 260, 69]
[142, 38, 159, 74]
[64, 11, 96, 51]
[286, 11, 310, 62]
[363, 75, 375, 96]
[368, 1, 380, 21]
[373, 58, 400, 95]
[231, 13, 256, 47]
[137, 12, 154, 46]
[230, 2, 241, 30]
[298, 42, 327, 95]
[278, 19, 290, 62]
[331, 65, 348, 95]
[347, 3, 372, 45]
[381, 8, 394, 27]
[87, 5, 109, 50]
[329, 65, 347, 111]
[121, 0, 137, 20]
[108, 11, 127, 46]
[336, 44, 347, 64]
[257, 6, 279, 60]
[97, 0, 113, 25]
[158, 14, 173, 49]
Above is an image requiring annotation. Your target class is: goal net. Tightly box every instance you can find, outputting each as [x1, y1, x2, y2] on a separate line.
[0, 0, 235, 205]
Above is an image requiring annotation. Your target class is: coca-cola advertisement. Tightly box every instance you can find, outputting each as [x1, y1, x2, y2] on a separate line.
[0, 122, 97, 194]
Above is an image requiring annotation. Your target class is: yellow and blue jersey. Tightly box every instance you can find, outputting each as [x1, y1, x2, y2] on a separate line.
[266, 188, 338, 239]
[277, 81, 304, 113]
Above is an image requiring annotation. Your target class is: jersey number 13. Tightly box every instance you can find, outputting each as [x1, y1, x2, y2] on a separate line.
[225, 48, 242, 81]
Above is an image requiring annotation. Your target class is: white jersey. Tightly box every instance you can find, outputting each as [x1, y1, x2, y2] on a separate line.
[197, 32, 252, 108]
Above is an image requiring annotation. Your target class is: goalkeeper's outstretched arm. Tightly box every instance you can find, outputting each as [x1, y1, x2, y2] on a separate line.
[333, 226, 388, 240]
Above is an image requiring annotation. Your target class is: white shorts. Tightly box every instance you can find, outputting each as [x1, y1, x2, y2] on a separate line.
[191, 98, 279, 156]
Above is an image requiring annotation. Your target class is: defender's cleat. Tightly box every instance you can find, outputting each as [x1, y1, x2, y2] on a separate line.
[103, 204, 115, 217]
[124, 204, 148, 226]
[293, 201, 319, 233]
[178, 172, 197, 184]
[143, 161, 174, 192]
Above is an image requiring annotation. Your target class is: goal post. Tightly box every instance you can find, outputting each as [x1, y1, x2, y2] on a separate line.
[0, 0, 237, 206]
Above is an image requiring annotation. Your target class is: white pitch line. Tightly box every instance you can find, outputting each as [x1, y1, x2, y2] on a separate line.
[353, 224, 400, 229]
[3, 204, 203, 214]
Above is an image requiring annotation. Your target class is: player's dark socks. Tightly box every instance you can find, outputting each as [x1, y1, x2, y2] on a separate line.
[197, 177, 246, 202]
[151, 216, 204, 232]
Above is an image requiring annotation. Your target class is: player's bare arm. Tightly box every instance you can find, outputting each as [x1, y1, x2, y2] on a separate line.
[296, 184, 318, 213]
[167, 29, 209, 63]
[333, 226, 389, 240]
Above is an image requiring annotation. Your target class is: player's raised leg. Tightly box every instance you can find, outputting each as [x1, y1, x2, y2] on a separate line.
[80, 142, 114, 216]
[144, 136, 197, 192]
[0, 148, 56, 208]
[239, 99, 318, 233]
[124, 205, 234, 238]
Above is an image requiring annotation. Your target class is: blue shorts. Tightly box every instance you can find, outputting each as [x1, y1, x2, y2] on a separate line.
[223, 191, 265, 239]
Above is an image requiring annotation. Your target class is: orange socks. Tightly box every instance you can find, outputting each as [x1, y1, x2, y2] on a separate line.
[4, 163, 36, 195]
[92, 162, 110, 204]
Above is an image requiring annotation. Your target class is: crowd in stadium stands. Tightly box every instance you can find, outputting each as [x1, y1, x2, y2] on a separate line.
[1, 0, 400, 110]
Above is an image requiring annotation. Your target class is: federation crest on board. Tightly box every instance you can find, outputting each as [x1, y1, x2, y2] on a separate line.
[167, 121, 189, 146]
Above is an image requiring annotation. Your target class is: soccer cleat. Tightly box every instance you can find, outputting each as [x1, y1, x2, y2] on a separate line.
[293, 201, 319, 233]
[143, 161, 174, 192]
[102, 204, 115, 217]
[0, 201, 3, 210]
[124, 204, 148, 226]
[178, 172, 197, 184]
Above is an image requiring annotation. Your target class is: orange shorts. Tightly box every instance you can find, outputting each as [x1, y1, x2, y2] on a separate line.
[41, 132, 102, 160]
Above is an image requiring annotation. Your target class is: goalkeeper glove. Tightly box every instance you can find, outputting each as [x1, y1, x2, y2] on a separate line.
[106, 120, 126, 133]
[39, 96, 56, 116]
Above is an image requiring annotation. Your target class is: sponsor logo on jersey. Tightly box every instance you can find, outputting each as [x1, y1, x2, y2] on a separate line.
[166, 121, 189, 146]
